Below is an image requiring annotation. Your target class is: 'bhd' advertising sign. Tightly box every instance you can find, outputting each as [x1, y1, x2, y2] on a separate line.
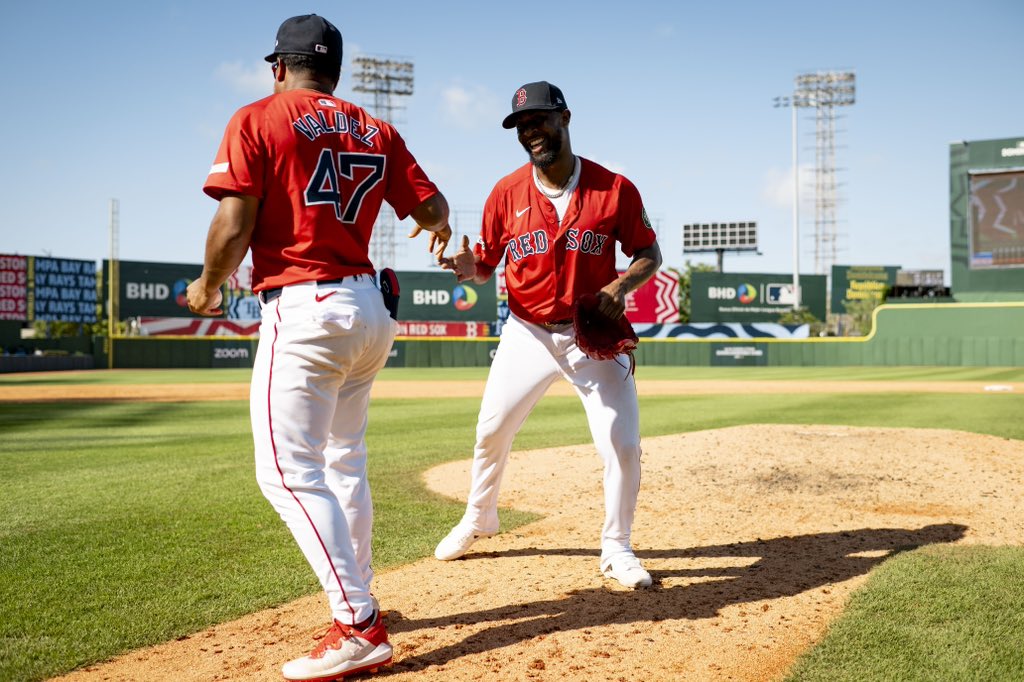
[691, 272, 826, 323]
[111, 260, 205, 319]
[396, 271, 497, 322]
[111, 260, 258, 320]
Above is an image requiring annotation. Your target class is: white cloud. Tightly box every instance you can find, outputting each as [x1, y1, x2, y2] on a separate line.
[591, 158, 626, 175]
[214, 60, 271, 98]
[440, 83, 503, 131]
[761, 164, 813, 209]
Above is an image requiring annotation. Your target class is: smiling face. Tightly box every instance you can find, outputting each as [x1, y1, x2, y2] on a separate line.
[514, 110, 571, 169]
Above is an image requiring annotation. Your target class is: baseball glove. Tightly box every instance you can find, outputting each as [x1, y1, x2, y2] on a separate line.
[572, 293, 639, 371]
[379, 268, 400, 320]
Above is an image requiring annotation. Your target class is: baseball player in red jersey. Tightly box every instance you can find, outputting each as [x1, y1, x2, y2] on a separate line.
[186, 15, 451, 681]
[436, 81, 663, 589]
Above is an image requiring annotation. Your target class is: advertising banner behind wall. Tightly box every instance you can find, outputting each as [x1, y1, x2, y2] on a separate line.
[830, 265, 900, 314]
[0, 255, 29, 321]
[111, 264, 499, 324]
[625, 270, 679, 323]
[0, 254, 96, 323]
[109, 260, 205, 319]
[395, 271, 497, 322]
[691, 272, 826, 323]
[31, 257, 98, 323]
[108, 260, 258, 320]
[710, 343, 768, 366]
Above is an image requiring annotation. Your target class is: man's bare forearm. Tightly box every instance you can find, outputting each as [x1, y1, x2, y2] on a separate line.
[199, 194, 259, 290]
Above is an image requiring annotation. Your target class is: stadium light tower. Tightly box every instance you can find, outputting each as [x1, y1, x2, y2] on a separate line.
[352, 56, 414, 269]
[795, 70, 856, 276]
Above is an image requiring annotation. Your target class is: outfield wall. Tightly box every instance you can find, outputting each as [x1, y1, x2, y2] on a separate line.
[102, 302, 1023, 369]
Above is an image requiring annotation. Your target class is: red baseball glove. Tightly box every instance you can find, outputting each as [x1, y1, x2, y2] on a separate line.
[572, 293, 639, 369]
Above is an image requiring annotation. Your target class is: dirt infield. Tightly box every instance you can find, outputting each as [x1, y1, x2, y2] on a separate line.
[34, 379, 1023, 681]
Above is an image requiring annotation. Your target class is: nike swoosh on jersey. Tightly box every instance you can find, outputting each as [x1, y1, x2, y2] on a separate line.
[315, 291, 337, 302]
[515, 207, 531, 218]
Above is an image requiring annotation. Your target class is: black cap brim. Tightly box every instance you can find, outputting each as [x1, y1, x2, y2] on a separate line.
[501, 105, 560, 129]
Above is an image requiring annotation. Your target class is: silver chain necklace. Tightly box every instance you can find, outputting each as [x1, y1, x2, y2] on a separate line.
[534, 156, 579, 199]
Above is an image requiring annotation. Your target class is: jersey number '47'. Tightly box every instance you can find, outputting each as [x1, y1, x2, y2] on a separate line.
[305, 150, 386, 223]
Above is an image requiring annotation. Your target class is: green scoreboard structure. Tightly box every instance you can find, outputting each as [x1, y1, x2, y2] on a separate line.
[950, 136, 1024, 301]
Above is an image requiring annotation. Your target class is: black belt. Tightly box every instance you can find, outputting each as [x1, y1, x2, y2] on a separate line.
[539, 319, 573, 330]
[260, 275, 365, 304]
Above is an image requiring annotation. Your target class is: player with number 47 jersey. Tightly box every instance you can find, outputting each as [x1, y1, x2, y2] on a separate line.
[204, 86, 438, 293]
[189, 13, 451, 682]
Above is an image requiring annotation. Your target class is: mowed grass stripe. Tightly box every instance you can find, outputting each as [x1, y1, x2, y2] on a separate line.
[2, 365, 1024, 386]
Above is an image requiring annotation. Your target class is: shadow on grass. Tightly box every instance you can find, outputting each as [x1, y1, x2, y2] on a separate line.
[384, 523, 966, 673]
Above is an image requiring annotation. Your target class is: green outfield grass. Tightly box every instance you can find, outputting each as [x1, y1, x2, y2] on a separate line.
[1, 373, 1022, 681]
[787, 545, 1024, 681]
[1, 365, 1023, 386]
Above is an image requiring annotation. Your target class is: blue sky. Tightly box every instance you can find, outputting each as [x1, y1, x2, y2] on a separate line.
[2, 0, 1022, 283]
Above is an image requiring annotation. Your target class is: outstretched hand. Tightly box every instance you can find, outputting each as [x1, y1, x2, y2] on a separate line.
[438, 235, 477, 282]
[408, 223, 452, 261]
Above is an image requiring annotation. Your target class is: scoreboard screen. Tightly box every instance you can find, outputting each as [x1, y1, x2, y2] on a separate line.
[969, 169, 1024, 269]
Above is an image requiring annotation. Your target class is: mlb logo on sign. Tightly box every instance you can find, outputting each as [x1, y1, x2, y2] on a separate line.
[767, 283, 799, 305]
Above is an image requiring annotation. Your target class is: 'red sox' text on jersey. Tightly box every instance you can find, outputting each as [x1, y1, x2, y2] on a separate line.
[474, 158, 657, 324]
[204, 90, 438, 292]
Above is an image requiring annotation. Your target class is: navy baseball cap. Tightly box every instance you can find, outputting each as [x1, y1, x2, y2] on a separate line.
[265, 14, 342, 65]
[501, 81, 568, 129]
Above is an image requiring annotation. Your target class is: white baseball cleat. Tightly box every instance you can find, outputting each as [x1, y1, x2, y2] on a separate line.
[281, 610, 392, 681]
[434, 523, 496, 561]
[602, 553, 653, 589]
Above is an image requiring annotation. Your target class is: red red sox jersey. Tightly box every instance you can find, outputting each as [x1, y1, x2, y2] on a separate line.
[475, 158, 657, 324]
[204, 89, 439, 292]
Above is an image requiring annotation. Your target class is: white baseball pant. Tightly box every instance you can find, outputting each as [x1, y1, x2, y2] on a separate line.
[459, 312, 642, 563]
[250, 275, 395, 627]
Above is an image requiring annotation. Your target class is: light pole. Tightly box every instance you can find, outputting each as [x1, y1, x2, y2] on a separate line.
[773, 95, 802, 310]
[352, 56, 414, 269]
[794, 70, 856, 277]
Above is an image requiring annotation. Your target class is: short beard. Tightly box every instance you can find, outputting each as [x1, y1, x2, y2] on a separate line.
[523, 134, 562, 170]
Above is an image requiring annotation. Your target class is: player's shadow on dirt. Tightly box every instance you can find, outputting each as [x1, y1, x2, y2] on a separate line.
[384, 523, 965, 673]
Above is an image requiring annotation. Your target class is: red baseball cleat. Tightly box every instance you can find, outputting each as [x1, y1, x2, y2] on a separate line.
[281, 610, 392, 681]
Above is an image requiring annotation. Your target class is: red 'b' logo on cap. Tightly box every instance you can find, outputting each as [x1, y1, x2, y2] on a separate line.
[515, 88, 528, 108]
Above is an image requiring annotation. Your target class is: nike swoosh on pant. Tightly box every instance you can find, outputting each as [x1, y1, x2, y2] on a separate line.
[315, 291, 337, 302]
